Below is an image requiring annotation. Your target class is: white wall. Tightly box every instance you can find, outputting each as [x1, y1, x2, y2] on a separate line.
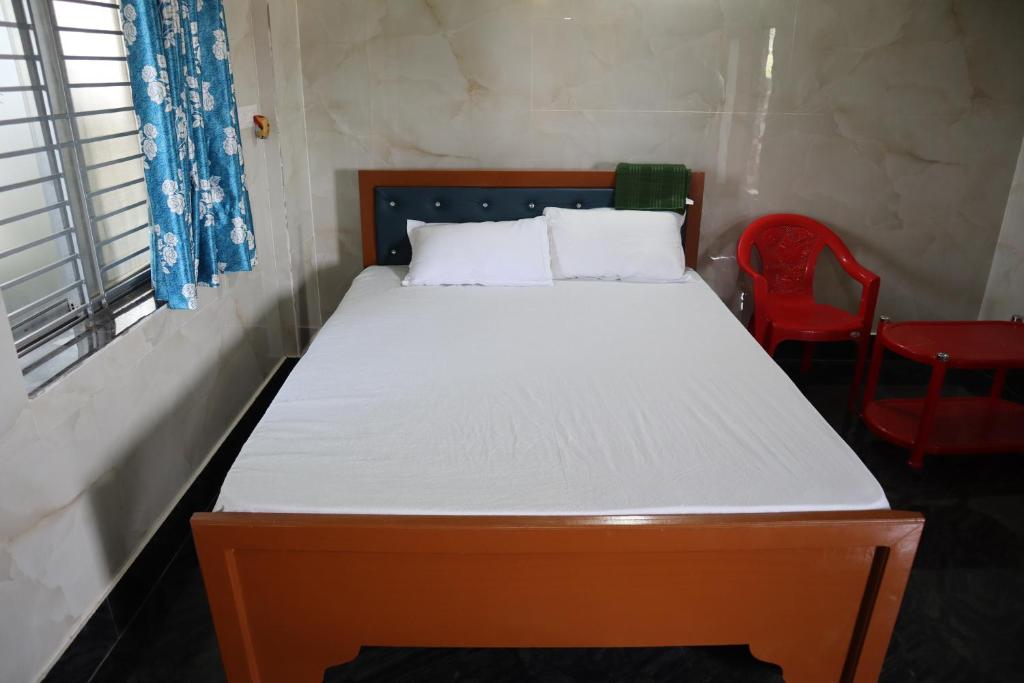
[295, 0, 1024, 326]
[0, 0, 300, 680]
[980, 137, 1024, 320]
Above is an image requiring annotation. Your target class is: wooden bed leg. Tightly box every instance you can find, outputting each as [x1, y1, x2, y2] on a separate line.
[193, 531, 364, 683]
[748, 527, 921, 683]
[287, 645, 361, 683]
[749, 638, 843, 683]
[846, 531, 920, 682]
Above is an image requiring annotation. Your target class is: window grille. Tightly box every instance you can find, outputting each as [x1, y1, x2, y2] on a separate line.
[0, 0, 151, 386]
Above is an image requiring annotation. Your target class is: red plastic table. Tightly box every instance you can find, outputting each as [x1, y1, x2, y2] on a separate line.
[862, 317, 1024, 469]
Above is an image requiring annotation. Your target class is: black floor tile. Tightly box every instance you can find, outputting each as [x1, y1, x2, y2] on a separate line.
[90, 542, 225, 683]
[325, 645, 781, 683]
[41, 601, 119, 683]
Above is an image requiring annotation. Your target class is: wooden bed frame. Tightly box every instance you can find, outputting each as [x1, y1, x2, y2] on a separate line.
[192, 169, 922, 683]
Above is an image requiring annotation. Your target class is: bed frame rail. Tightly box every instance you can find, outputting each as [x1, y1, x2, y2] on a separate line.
[192, 510, 921, 683]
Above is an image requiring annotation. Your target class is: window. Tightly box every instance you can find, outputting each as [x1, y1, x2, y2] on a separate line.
[0, 0, 153, 392]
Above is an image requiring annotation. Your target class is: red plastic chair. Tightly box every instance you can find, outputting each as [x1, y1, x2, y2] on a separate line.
[737, 213, 880, 410]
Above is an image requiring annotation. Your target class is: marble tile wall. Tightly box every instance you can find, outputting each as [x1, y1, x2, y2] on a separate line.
[261, 0, 324, 347]
[980, 137, 1024, 320]
[0, 0, 299, 680]
[296, 0, 1024, 323]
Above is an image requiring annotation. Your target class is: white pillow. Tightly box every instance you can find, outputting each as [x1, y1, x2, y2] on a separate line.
[403, 217, 553, 287]
[543, 207, 687, 282]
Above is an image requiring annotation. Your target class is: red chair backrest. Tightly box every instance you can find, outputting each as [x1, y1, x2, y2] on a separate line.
[737, 213, 851, 296]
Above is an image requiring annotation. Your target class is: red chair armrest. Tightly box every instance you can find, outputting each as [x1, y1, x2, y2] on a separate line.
[839, 257, 877, 287]
[857, 272, 880, 324]
[829, 241, 876, 286]
[831, 246, 880, 324]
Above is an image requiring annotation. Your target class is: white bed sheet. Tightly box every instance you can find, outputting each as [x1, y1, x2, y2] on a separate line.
[216, 266, 888, 515]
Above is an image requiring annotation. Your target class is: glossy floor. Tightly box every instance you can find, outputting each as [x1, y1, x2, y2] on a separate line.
[56, 357, 1024, 682]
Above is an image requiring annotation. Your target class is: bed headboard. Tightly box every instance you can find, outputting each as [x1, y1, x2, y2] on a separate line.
[358, 169, 704, 269]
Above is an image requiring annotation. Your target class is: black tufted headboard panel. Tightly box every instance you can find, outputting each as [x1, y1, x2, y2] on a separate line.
[373, 187, 627, 266]
[358, 169, 704, 269]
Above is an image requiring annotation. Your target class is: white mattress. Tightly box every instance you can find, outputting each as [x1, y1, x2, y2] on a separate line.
[216, 266, 888, 515]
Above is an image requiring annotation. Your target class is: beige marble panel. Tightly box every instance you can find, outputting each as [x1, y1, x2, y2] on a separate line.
[532, 0, 798, 113]
[366, 0, 533, 167]
[266, 0, 322, 344]
[530, 109, 720, 170]
[301, 21, 372, 320]
[229, 0, 295, 358]
[297, 0, 1024, 322]
[980, 138, 1024, 320]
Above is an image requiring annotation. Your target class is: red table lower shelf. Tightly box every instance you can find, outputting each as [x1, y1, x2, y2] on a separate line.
[864, 397, 1024, 454]
[861, 318, 1024, 468]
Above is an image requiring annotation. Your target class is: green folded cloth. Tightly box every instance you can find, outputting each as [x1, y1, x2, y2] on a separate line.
[613, 162, 690, 211]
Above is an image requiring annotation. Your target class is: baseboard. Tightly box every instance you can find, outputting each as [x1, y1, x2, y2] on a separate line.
[39, 357, 297, 683]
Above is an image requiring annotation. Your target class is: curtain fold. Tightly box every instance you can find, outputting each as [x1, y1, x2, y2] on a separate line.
[121, 0, 256, 310]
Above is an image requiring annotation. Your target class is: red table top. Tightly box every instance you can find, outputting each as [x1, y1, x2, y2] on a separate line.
[880, 321, 1024, 367]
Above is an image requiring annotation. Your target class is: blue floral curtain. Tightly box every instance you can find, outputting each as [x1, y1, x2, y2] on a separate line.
[121, 0, 256, 309]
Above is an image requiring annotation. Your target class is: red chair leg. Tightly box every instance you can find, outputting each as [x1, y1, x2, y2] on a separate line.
[800, 343, 814, 375]
[848, 333, 870, 413]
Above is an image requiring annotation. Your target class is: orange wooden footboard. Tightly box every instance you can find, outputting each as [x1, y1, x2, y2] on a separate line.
[192, 510, 922, 683]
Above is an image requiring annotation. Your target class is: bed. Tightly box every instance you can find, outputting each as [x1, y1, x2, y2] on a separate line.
[192, 169, 922, 683]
